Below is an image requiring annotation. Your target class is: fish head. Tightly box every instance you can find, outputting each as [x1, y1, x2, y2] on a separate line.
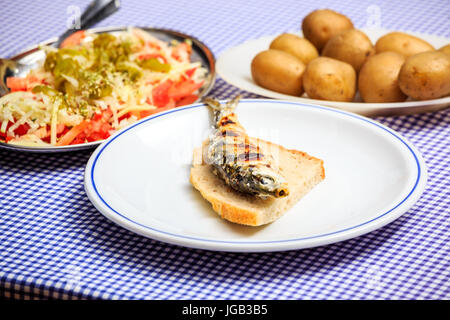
[251, 167, 289, 198]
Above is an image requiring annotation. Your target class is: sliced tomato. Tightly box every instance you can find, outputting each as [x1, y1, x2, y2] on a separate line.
[85, 131, 103, 142]
[172, 42, 192, 62]
[139, 105, 177, 119]
[84, 119, 112, 142]
[176, 94, 198, 107]
[118, 113, 130, 122]
[34, 126, 48, 139]
[60, 30, 86, 48]
[103, 108, 113, 122]
[6, 77, 28, 92]
[101, 122, 112, 134]
[56, 123, 67, 135]
[163, 99, 176, 109]
[147, 42, 161, 50]
[85, 127, 111, 142]
[92, 111, 103, 122]
[13, 123, 30, 136]
[57, 117, 112, 146]
[92, 107, 113, 122]
[139, 109, 153, 118]
[56, 120, 89, 146]
[70, 132, 86, 145]
[168, 79, 204, 101]
[131, 110, 143, 118]
[1, 122, 30, 139]
[152, 80, 173, 107]
[185, 67, 197, 78]
[91, 119, 102, 133]
[6, 75, 43, 92]
[138, 53, 167, 64]
[27, 75, 40, 83]
[0, 122, 12, 140]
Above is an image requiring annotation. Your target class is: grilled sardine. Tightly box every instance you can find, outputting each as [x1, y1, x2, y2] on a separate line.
[202, 95, 289, 198]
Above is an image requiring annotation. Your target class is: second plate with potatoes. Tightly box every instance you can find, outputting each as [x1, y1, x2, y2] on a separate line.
[217, 27, 450, 117]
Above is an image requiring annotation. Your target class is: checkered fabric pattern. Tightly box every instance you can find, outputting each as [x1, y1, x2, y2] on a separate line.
[0, 0, 449, 300]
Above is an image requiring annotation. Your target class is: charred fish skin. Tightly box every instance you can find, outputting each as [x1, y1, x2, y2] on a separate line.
[202, 95, 289, 198]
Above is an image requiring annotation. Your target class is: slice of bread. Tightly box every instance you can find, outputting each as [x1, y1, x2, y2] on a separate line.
[190, 139, 325, 226]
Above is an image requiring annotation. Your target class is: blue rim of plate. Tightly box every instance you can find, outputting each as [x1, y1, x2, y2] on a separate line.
[86, 100, 424, 245]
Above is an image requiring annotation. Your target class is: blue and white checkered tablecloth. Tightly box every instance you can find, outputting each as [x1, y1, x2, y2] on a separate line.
[0, 0, 449, 300]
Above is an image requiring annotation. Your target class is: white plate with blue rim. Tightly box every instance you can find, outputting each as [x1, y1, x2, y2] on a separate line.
[84, 99, 427, 252]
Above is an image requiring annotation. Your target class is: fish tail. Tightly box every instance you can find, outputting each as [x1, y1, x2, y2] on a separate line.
[224, 94, 241, 112]
[203, 95, 242, 127]
[202, 96, 222, 111]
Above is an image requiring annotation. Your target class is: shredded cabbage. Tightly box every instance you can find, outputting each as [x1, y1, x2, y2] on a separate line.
[0, 28, 207, 146]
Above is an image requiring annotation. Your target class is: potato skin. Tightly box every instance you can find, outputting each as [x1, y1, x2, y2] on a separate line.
[322, 29, 375, 73]
[301, 9, 354, 51]
[398, 51, 450, 100]
[375, 32, 435, 57]
[438, 44, 450, 55]
[251, 49, 306, 96]
[303, 57, 356, 102]
[358, 52, 407, 103]
[269, 33, 318, 64]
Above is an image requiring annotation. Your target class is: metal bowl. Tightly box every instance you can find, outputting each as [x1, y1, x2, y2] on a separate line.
[0, 26, 216, 153]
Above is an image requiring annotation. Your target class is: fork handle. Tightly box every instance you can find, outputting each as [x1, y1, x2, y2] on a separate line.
[54, 0, 121, 47]
[80, 0, 121, 30]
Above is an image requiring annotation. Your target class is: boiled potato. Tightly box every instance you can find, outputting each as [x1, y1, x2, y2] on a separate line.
[322, 29, 375, 72]
[375, 32, 434, 57]
[269, 33, 318, 64]
[303, 57, 356, 102]
[251, 49, 306, 96]
[398, 51, 450, 100]
[358, 52, 407, 103]
[301, 9, 354, 51]
[438, 44, 450, 55]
